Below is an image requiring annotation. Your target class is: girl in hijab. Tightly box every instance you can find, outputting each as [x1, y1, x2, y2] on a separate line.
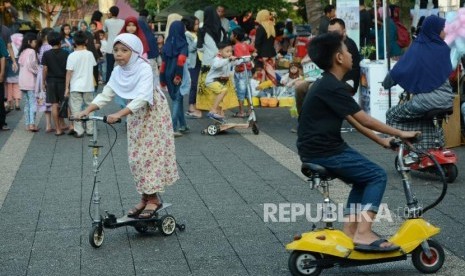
[165, 13, 183, 38]
[119, 16, 149, 57]
[160, 21, 189, 137]
[255, 9, 278, 85]
[183, 15, 203, 119]
[77, 33, 179, 219]
[384, 15, 455, 149]
[196, 6, 238, 115]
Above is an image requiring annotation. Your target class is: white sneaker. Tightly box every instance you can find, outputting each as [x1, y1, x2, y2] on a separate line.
[173, 131, 183, 138]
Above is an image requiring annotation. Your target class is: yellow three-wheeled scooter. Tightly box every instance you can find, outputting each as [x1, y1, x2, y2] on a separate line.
[286, 138, 447, 275]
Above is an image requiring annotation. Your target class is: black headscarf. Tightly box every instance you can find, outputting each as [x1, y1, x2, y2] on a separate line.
[197, 6, 225, 48]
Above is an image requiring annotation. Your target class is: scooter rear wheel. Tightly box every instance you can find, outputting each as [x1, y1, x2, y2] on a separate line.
[159, 215, 176, 236]
[411, 239, 445, 274]
[89, 225, 104, 248]
[288, 251, 322, 276]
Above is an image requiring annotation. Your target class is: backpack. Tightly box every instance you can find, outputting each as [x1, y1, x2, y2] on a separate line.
[395, 21, 411, 48]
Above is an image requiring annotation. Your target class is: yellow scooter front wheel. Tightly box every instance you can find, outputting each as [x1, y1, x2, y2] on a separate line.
[411, 240, 445, 273]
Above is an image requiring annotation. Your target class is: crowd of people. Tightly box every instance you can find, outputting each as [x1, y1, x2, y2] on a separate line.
[0, 5, 316, 138]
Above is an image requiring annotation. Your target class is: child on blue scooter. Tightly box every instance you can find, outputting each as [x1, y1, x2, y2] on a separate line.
[296, 32, 420, 252]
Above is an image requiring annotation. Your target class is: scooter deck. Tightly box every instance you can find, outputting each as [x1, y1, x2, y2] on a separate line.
[103, 203, 172, 228]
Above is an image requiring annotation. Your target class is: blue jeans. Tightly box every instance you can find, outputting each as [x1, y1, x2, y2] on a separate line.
[169, 87, 186, 131]
[22, 90, 36, 126]
[105, 53, 115, 83]
[302, 147, 387, 215]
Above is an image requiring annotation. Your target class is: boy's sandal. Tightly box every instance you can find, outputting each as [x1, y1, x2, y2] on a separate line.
[207, 112, 224, 121]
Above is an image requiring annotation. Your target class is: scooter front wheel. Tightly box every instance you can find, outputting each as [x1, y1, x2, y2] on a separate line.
[89, 224, 104, 248]
[288, 251, 322, 276]
[441, 164, 458, 183]
[411, 239, 445, 274]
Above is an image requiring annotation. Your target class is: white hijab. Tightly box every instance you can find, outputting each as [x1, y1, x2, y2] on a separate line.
[107, 33, 154, 105]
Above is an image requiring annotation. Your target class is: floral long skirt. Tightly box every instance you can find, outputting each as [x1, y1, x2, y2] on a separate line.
[127, 89, 179, 194]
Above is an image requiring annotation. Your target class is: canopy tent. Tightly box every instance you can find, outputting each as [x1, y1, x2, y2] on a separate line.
[154, 0, 239, 22]
[116, 0, 139, 19]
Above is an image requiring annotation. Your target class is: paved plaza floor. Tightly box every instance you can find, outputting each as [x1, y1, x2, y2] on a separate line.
[1, 99, 465, 276]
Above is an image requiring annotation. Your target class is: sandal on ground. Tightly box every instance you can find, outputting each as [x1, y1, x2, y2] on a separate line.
[138, 196, 162, 219]
[46, 128, 56, 133]
[29, 127, 40, 132]
[127, 195, 147, 218]
[185, 111, 202, 119]
[232, 112, 246, 118]
[1, 125, 10, 131]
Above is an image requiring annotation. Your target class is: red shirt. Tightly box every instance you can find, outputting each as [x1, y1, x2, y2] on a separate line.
[234, 42, 255, 71]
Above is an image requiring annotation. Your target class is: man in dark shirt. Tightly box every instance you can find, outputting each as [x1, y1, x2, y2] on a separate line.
[318, 5, 336, 35]
[359, 0, 372, 47]
[297, 33, 419, 252]
[328, 18, 361, 95]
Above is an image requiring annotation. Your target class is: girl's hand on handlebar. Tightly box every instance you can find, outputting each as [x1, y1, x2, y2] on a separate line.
[76, 111, 89, 120]
[106, 113, 121, 124]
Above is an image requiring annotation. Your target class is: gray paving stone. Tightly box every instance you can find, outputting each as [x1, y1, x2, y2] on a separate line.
[0, 255, 29, 276]
[27, 247, 80, 276]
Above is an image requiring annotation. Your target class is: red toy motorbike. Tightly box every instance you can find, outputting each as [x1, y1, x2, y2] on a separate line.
[394, 108, 458, 183]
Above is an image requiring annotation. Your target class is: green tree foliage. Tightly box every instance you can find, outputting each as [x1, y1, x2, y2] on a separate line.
[16, 0, 97, 27]
[128, 0, 174, 13]
[129, 0, 291, 17]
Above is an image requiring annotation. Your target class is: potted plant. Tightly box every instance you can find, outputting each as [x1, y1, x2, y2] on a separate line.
[360, 45, 376, 61]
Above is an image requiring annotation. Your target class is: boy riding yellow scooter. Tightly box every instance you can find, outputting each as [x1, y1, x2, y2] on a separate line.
[287, 32, 445, 275]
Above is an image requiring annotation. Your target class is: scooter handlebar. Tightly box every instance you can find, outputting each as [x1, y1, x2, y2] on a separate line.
[69, 115, 121, 124]
[389, 134, 422, 150]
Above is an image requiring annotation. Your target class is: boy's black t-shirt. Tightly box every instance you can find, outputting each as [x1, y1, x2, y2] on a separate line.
[297, 72, 361, 159]
[42, 48, 69, 81]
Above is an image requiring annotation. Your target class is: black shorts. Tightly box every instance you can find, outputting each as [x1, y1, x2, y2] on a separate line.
[46, 80, 66, 104]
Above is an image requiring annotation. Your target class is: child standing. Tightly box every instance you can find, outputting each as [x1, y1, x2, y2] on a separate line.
[18, 32, 39, 132]
[119, 16, 149, 57]
[60, 23, 74, 53]
[42, 31, 69, 136]
[231, 28, 255, 118]
[77, 33, 178, 219]
[205, 41, 237, 120]
[160, 21, 189, 137]
[37, 28, 54, 132]
[5, 33, 22, 111]
[280, 62, 303, 96]
[65, 31, 97, 138]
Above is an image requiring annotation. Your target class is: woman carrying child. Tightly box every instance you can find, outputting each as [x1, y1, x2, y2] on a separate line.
[77, 33, 179, 219]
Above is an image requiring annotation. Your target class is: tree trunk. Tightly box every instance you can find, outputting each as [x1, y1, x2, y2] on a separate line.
[139, 0, 146, 11]
[305, 0, 323, 35]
